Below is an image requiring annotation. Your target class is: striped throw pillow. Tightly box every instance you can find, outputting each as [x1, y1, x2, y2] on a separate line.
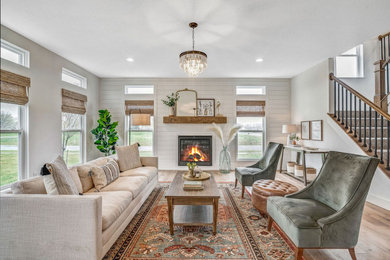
[90, 159, 120, 191]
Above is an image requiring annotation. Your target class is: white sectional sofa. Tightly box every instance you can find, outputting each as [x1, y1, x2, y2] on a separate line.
[0, 156, 158, 260]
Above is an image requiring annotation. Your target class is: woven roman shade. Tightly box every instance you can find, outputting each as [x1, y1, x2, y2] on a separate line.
[125, 100, 154, 115]
[0, 70, 31, 105]
[62, 89, 87, 114]
[236, 100, 265, 117]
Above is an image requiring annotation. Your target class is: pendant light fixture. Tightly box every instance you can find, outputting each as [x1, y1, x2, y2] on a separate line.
[179, 22, 207, 77]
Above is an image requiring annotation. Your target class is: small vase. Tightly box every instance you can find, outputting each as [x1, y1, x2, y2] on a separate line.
[169, 106, 175, 117]
[219, 146, 231, 174]
[189, 169, 195, 178]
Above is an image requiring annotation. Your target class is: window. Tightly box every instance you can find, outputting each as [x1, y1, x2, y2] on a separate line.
[125, 85, 154, 95]
[236, 86, 266, 95]
[62, 68, 87, 89]
[0, 102, 25, 188]
[335, 45, 364, 78]
[1, 39, 30, 67]
[127, 116, 154, 156]
[62, 113, 84, 166]
[237, 117, 264, 160]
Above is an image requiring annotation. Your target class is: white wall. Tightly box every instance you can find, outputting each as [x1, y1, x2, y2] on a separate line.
[1, 25, 101, 177]
[291, 58, 390, 210]
[100, 78, 291, 170]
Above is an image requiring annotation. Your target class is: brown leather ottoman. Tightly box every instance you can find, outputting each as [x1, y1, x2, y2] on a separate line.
[251, 180, 298, 215]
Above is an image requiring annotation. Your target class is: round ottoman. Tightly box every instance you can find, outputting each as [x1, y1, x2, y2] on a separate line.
[251, 180, 298, 215]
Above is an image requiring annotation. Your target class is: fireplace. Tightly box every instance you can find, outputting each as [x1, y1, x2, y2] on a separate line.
[178, 136, 212, 166]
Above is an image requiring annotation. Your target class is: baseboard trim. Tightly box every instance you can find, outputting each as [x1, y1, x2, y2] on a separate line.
[367, 193, 390, 211]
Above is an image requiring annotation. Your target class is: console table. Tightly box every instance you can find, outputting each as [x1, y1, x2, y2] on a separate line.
[279, 146, 329, 186]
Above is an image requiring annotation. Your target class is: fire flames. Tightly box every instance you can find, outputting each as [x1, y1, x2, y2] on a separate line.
[182, 145, 209, 162]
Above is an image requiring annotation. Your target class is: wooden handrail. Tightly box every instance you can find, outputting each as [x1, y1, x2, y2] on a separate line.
[329, 73, 390, 121]
[378, 32, 390, 40]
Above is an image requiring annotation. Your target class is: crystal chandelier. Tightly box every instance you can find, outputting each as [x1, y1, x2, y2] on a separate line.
[179, 22, 207, 77]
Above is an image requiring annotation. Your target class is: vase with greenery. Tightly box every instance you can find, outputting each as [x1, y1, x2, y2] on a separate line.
[161, 92, 180, 116]
[91, 109, 119, 156]
[209, 123, 242, 173]
[187, 162, 197, 177]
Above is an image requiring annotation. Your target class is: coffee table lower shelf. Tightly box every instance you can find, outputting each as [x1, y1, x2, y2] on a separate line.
[173, 205, 213, 226]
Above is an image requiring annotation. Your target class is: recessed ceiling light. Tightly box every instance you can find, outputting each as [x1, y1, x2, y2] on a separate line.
[256, 58, 264, 62]
[126, 57, 134, 62]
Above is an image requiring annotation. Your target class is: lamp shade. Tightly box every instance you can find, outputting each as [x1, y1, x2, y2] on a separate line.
[131, 114, 150, 126]
[282, 124, 297, 134]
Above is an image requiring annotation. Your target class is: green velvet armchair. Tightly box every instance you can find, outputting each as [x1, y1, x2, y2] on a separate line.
[267, 151, 379, 260]
[235, 142, 283, 198]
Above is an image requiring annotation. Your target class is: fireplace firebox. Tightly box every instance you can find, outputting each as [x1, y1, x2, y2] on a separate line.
[178, 136, 212, 166]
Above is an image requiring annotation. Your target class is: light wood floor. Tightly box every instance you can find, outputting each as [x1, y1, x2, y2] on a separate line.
[159, 170, 390, 260]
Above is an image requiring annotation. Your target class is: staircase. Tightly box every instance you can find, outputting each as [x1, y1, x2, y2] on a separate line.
[329, 73, 390, 178]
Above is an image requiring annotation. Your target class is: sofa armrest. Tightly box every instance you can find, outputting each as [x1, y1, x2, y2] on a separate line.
[141, 156, 158, 168]
[0, 194, 102, 260]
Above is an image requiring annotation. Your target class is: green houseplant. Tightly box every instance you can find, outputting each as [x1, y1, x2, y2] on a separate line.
[161, 92, 180, 116]
[91, 109, 119, 156]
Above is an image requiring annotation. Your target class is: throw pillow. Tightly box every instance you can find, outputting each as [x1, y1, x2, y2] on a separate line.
[42, 156, 79, 195]
[90, 159, 120, 191]
[115, 143, 142, 171]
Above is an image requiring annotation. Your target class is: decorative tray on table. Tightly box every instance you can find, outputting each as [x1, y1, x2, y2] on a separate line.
[183, 171, 211, 181]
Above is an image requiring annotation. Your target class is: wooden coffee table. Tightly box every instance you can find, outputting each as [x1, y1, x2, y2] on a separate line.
[165, 172, 220, 235]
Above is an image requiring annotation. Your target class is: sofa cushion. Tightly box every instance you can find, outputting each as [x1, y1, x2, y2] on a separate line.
[69, 167, 83, 194]
[90, 159, 120, 191]
[77, 157, 110, 193]
[85, 191, 133, 231]
[120, 166, 157, 182]
[11, 176, 47, 194]
[43, 156, 79, 195]
[115, 144, 142, 171]
[95, 176, 148, 198]
[267, 196, 336, 247]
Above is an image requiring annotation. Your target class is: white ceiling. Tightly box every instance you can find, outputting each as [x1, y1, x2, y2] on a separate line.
[1, 0, 389, 78]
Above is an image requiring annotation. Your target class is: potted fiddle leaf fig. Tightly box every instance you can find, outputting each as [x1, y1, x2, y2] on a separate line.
[91, 109, 119, 156]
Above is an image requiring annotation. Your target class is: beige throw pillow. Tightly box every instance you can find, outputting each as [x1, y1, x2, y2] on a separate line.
[90, 159, 120, 191]
[116, 144, 142, 171]
[43, 156, 79, 195]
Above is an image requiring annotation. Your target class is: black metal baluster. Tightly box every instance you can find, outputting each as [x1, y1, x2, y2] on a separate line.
[349, 92, 353, 133]
[345, 89, 348, 129]
[337, 83, 340, 121]
[354, 96, 357, 137]
[368, 107, 372, 152]
[363, 104, 367, 147]
[374, 111, 378, 157]
[341, 86, 344, 125]
[380, 115, 384, 163]
[333, 81, 337, 118]
[359, 99, 362, 142]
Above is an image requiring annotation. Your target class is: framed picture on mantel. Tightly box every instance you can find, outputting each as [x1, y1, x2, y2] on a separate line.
[197, 98, 215, 117]
[301, 121, 310, 140]
[310, 120, 323, 141]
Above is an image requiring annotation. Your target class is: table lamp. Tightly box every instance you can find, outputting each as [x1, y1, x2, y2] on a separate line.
[282, 124, 298, 145]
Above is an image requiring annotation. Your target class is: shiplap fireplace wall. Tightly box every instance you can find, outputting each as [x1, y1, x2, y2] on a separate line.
[99, 78, 291, 170]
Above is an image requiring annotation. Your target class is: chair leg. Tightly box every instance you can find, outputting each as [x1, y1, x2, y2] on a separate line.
[235, 178, 238, 188]
[267, 216, 273, 231]
[295, 248, 303, 260]
[241, 184, 245, 198]
[348, 248, 357, 260]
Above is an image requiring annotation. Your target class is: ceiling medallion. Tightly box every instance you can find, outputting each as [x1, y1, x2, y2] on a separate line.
[179, 22, 207, 77]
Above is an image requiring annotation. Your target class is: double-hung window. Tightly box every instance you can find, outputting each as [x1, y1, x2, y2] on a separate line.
[61, 112, 84, 166]
[335, 45, 364, 78]
[0, 102, 25, 188]
[236, 100, 265, 161]
[125, 100, 154, 156]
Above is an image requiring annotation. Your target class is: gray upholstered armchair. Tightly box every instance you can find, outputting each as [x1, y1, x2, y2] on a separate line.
[235, 142, 283, 198]
[267, 151, 379, 260]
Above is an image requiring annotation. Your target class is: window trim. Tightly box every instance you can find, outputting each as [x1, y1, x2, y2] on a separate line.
[236, 86, 266, 96]
[61, 68, 87, 89]
[61, 113, 85, 166]
[334, 44, 364, 78]
[236, 116, 266, 162]
[124, 85, 154, 95]
[125, 115, 155, 156]
[0, 104, 27, 190]
[0, 39, 30, 68]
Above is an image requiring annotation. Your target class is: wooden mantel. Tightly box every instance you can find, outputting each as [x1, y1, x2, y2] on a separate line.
[163, 116, 227, 124]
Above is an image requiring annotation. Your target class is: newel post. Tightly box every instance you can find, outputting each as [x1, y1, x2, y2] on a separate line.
[374, 60, 387, 113]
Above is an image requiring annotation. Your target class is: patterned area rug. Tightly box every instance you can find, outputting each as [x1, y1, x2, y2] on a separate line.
[104, 184, 295, 259]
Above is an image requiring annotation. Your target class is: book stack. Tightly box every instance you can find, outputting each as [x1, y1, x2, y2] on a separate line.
[183, 181, 204, 191]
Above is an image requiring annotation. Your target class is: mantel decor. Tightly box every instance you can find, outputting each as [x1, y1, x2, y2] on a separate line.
[163, 116, 227, 124]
